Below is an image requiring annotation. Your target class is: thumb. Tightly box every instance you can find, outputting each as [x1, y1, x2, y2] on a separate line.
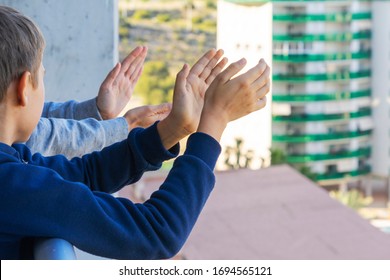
[104, 62, 121, 85]
[177, 63, 189, 80]
[174, 63, 189, 91]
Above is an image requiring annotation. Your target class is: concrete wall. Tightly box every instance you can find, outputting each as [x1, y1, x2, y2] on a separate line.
[0, 0, 118, 102]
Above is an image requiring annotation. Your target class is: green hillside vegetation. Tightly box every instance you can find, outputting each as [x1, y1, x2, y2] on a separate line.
[119, 0, 217, 104]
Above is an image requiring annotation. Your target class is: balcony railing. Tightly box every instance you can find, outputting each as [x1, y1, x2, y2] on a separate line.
[316, 166, 371, 181]
[34, 238, 76, 260]
[273, 12, 371, 22]
[272, 89, 371, 103]
[272, 69, 371, 82]
[273, 51, 371, 62]
[286, 147, 371, 163]
[272, 129, 372, 143]
[224, 0, 372, 8]
[272, 108, 371, 122]
[273, 30, 371, 42]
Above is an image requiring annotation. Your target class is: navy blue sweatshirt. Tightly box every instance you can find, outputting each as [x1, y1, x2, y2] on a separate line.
[0, 123, 221, 259]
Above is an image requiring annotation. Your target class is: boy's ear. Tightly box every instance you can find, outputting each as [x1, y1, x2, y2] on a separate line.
[16, 71, 32, 107]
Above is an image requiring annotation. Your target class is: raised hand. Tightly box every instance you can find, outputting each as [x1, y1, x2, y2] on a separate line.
[198, 58, 271, 141]
[123, 103, 172, 131]
[157, 49, 228, 149]
[97, 46, 147, 120]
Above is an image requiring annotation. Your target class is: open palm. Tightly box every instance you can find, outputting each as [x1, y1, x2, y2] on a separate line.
[171, 49, 227, 134]
[97, 46, 147, 120]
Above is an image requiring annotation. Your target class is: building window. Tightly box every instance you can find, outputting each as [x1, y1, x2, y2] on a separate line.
[304, 42, 313, 52]
[287, 84, 294, 93]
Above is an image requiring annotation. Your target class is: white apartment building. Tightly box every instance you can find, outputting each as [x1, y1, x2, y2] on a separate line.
[217, 0, 273, 170]
[218, 0, 390, 186]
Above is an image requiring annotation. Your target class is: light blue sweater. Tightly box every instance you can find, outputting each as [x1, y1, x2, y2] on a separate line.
[26, 98, 129, 158]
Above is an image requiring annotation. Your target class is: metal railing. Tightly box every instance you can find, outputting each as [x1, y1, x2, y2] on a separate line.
[34, 238, 76, 260]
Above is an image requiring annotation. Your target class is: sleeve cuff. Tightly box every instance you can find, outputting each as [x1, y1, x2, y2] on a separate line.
[130, 122, 180, 165]
[184, 132, 221, 170]
[74, 98, 103, 120]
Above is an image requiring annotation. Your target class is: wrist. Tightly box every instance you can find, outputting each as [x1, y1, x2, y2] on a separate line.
[197, 108, 228, 142]
[157, 115, 189, 150]
[96, 99, 110, 120]
[124, 112, 137, 132]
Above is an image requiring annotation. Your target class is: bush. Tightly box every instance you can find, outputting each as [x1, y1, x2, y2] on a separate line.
[192, 16, 203, 24]
[135, 61, 174, 105]
[206, 0, 217, 9]
[330, 189, 373, 210]
[132, 10, 152, 20]
[270, 148, 287, 165]
[156, 13, 172, 23]
[119, 26, 129, 38]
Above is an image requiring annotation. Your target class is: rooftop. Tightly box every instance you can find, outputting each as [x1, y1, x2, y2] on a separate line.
[125, 165, 390, 259]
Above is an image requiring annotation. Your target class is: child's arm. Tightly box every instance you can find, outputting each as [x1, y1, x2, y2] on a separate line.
[157, 49, 227, 149]
[42, 46, 147, 121]
[198, 58, 270, 141]
[23, 122, 179, 193]
[96, 46, 147, 120]
[42, 99, 102, 120]
[26, 117, 128, 158]
[3, 57, 269, 260]
[28, 103, 171, 158]
[3, 129, 219, 260]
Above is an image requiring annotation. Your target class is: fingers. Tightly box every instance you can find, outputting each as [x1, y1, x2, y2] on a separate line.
[151, 102, 172, 115]
[240, 58, 268, 85]
[255, 80, 270, 101]
[205, 57, 228, 85]
[173, 63, 190, 96]
[255, 96, 267, 111]
[103, 62, 121, 86]
[176, 63, 190, 86]
[121, 46, 144, 70]
[217, 58, 247, 84]
[141, 103, 172, 127]
[251, 63, 270, 92]
[198, 49, 224, 80]
[133, 65, 144, 85]
[122, 46, 148, 79]
[190, 49, 217, 77]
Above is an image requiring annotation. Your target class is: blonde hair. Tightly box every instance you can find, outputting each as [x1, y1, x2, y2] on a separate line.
[0, 5, 45, 101]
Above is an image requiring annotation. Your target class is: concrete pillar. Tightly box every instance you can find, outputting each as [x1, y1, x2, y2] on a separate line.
[0, 0, 118, 102]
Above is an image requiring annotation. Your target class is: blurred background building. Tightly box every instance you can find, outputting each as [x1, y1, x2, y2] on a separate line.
[218, 0, 390, 189]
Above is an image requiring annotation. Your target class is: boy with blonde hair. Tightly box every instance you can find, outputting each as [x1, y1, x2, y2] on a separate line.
[0, 5, 270, 259]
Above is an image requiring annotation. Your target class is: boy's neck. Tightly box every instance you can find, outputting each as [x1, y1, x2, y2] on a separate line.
[0, 86, 24, 146]
[0, 113, 16, 146]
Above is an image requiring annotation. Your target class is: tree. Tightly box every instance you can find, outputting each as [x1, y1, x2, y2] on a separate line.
[224, 138, 254, 169]
[270, 148, 287, 165]
[330, 189, 373, 210]
[135, 61, 174, 105]
[270, 148, 317, 181]
[298, 165, 317, 181]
